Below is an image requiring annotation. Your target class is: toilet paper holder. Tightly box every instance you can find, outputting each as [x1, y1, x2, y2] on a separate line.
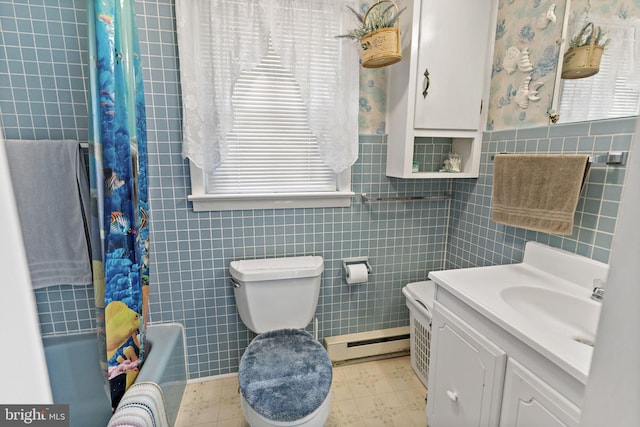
[342, 257, 372, 278]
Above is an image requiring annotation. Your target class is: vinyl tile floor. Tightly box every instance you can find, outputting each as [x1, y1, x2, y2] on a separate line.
[175, 355, 428, 426]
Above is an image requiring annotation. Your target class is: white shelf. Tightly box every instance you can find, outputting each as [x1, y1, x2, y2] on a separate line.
[407, 172, 479, 179]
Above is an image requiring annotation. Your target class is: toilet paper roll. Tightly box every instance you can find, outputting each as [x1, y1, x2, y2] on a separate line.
[345, 263, 369, 284]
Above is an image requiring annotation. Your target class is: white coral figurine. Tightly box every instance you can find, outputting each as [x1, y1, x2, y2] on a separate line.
[536, 4, 557, 29]
[515, 77, 544, 109]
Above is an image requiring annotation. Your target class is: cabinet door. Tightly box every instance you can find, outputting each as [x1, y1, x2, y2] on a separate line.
[427, 303, 506, 427]
[500, 359, 581, 427]
[414, 0, 493, 131]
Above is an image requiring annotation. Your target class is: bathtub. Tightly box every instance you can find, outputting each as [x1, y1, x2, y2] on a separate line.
[42, 323, 187, 427]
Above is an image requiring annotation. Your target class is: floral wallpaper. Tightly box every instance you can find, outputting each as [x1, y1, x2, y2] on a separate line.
[569, 0, 640, 25]
[487, 0, 568, 131]
[357, 0, 569, 134]
[356, 1, 388, 135]
[359, 67, 387, 135]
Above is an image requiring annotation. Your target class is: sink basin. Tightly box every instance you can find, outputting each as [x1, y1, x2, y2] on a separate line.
[429, 242, 610, 382]
[500, 286, 601, 342]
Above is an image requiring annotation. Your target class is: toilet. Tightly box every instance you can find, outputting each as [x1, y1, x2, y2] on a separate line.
[230, 256, 332, 427]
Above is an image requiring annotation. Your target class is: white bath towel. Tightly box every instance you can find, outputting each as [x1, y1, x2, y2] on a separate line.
[108, 382, 170, 427]
[4, 139, 92, 288]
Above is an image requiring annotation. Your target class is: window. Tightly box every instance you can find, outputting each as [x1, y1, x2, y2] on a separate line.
[559, 16, 640, 123]
[176, 0, 359, 211]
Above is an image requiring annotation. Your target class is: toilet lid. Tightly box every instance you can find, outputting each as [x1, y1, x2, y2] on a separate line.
[239, 329, 332, 422]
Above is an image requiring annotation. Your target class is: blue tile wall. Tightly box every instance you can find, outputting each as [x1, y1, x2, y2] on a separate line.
[34, 284, 95, 335]
[1, 0, 96, 336]
[148, 133, 452, 376]
[1, 0, 633, 379]
[0, 0, 88, 141]
[1, 0, 451, 378]
[447, 117, 634, 269]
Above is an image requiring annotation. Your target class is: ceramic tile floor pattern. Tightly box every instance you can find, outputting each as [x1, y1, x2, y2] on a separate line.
[175, 355, 428, 426]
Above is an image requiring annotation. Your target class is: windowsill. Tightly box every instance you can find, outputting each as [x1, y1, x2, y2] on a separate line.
[187, 191, 355, 211]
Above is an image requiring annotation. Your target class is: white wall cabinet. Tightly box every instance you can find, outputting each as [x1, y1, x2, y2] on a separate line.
[500, 359, 581, 427]
[386, 0, 498, 178]
[427, 304, 506, 427]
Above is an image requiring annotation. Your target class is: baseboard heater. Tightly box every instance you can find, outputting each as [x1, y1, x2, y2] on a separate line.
[324, 326, 410, 363]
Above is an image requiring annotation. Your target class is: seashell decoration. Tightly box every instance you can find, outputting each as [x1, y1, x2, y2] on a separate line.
[503, 46, 520, 74]
[514, 77, 544, 109]
[536, 4, 557, 30]
[515, 77, 531, 109]
[528, 81, 544, 101]
[518, 47, 533, 72]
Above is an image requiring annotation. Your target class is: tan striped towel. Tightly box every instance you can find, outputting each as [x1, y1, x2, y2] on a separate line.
[107, 381, 170, 427]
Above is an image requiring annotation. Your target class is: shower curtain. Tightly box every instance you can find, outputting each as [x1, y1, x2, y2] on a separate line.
[87, 0, 150, 410]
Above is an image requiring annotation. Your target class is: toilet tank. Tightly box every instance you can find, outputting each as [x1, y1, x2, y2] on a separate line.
[230, 256, 324, 334]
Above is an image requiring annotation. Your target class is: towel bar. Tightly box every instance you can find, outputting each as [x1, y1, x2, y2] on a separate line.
[361, 192, 451, 203]
[588, 151, 627, 166]
[490, 151, 627, 166]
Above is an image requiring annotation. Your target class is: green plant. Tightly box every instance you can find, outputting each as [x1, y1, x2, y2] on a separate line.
[338, 3, 406, 40]
[568, 22, 610, 49]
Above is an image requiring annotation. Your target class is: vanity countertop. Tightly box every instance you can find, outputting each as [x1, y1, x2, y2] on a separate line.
[429, 242, 608, 384]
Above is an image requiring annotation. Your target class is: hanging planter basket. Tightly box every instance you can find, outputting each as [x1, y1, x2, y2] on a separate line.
[360, 1, 402, 69]
[562, 22, 605, 79]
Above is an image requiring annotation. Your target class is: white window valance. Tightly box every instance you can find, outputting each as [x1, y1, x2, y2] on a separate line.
[175, 0, 359, 175]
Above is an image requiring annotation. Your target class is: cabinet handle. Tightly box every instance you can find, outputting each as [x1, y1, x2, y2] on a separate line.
[422, 68, 430, 98]
[446, 390, 458, 402]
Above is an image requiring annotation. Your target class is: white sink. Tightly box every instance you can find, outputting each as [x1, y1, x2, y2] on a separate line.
[429, 242, 609, 383]
[500, 286, 601, 345]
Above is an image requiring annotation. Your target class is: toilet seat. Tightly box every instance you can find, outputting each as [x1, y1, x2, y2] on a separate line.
[238, 329, 332, 423]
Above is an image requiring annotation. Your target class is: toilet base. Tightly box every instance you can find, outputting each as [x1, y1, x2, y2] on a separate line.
[240, 390, 332, 427]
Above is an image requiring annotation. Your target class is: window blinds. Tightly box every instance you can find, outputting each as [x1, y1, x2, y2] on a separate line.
[207, 46, 337, 194]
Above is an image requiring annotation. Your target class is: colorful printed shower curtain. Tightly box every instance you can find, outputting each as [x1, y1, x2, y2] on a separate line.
[87, 0, 150, 411]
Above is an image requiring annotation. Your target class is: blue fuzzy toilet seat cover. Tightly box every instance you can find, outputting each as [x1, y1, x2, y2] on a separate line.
[239, 328, 333, 422]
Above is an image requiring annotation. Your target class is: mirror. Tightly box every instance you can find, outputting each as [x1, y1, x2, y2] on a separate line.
[555, 0, 640, 124]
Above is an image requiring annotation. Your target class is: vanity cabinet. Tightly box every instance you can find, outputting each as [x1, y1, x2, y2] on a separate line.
[386, 0, 498, 178]
[427, 296, 584, 427]
[500, 359, 580, 427]
[427, 304, 506, 427]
